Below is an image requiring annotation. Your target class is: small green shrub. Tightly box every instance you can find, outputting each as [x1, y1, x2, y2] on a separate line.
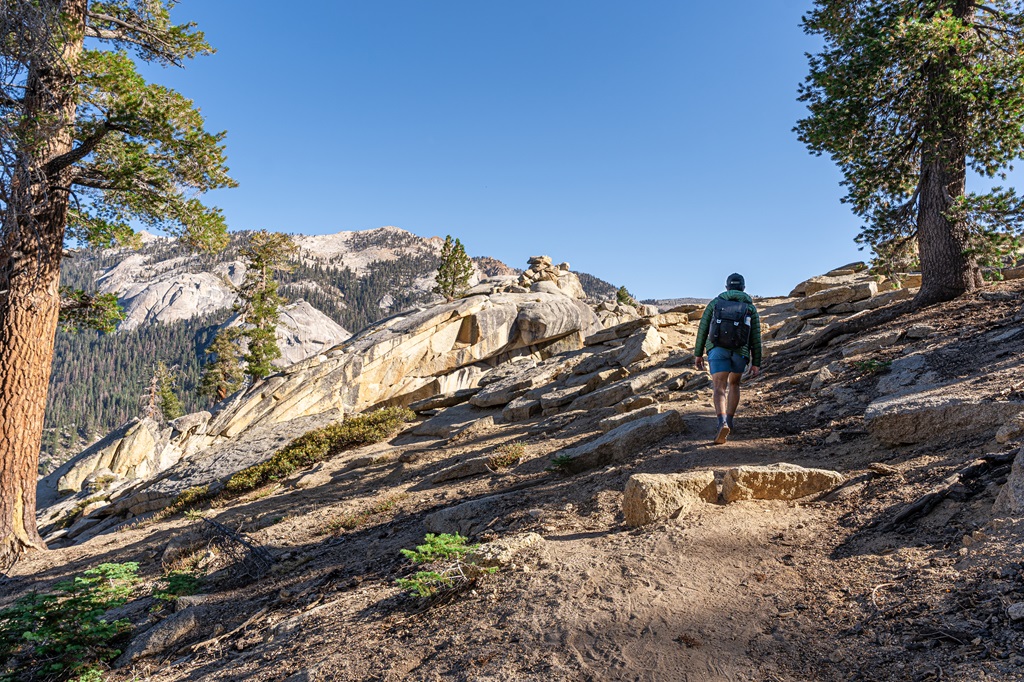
[546, 454, 576, 472]
[488, 441, 524, 469]
[851, 359, 892, 374]
[396, 570, 456, 598]
[395, 534, 496, 598]
[400, 533, 475, 563]
[226, 407, 414, 493]
[55, 495, 109, 529]
[155, 484, 212, 521]
[0, 562, 140, 681]
[152, 570, 202, 603]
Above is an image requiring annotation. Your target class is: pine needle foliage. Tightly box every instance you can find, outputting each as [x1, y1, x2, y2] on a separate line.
[433, 235, 473, 302]
[0, 562, 140, 681]
[199, 328, 245, 403]
[396, 534, 497, 598]
[616, 286, 637, 307]
[400, 533, 476, 564]
[236, 231, 297, 381]
[155, 362, 184, 420]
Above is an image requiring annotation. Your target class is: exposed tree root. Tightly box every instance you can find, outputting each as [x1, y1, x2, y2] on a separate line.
[882, 451, 1016, 532]
[0, 532, 48, 575]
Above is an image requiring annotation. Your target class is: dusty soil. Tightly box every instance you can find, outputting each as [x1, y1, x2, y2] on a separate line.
[6, 281, 1024, 682]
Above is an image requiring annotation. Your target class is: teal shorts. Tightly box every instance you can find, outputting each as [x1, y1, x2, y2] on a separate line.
[708, 347, 748, 375]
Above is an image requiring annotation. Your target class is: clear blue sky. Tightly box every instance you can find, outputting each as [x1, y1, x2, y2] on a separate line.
[152, 1, 868, 299]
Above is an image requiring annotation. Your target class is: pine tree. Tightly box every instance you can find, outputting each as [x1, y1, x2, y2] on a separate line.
[433, 236, 473, 302]
[796, 1, 1024, 305]
[236, 231, 296, 381]
[0, 1, 234, 569]
[199, 329, 245, 403]
[155, 362, 184, 420]
[616, 286, 637, 307]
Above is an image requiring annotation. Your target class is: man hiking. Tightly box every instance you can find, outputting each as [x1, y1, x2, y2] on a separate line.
[694, 273, 762, 444]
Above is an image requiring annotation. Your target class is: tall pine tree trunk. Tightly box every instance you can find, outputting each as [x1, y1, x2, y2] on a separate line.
[913, 15, 982, 308]
[914, 153, 982, 307]
[0, 0, 85, 570]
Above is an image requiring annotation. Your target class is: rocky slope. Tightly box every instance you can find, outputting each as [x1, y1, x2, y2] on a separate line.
[11, 262, 1024, 681]
[46, 227, 618, 465]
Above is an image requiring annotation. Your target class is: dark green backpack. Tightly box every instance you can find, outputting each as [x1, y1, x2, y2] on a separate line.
[709, 298, 751, 349]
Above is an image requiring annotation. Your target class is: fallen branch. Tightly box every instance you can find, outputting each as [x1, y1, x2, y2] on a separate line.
[201, 517, 274, 565]
[882, 452, 1017, 532]
[190, 607, 268, 652]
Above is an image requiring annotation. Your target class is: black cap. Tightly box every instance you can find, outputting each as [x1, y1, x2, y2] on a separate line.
[726, 273, 745, 291]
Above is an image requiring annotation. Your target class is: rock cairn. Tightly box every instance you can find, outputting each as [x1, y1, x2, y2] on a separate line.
[517, 256, 585, 299]
[461, 255, 586, 300]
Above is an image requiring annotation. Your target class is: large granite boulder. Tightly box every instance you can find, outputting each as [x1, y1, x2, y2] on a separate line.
[206, 292, 601, 440]
[721, 464, 844, 502]
[794, 282, 878, 311]
[41, 418, 178, 500]
[865, 389, 1024, 445]
[622, 471, 718, 526]
[551, 410, 686, 474]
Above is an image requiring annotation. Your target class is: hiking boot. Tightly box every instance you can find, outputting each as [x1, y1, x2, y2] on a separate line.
[714, 423, 731, 445]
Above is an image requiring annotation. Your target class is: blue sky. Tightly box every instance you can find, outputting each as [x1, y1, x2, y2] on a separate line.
[153, 1, 870, 299]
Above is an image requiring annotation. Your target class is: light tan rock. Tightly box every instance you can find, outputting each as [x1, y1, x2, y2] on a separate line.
[896, 273, 923, 288]
[796, 274, 859, 297]
[584, 318, 648, 346]
[615, 395, 658, 413]
[431, 456, 494, 483]
[616, 325, 663, 366]
[824, 262, 867, 277]
[1002, 265, 1024, 281]
[468, 532, 545, 568]
[423, 491, 518, 535]
[997, 412, 1024, 444]
[772, 317, 806, 340]
[554, 271, 586, 299]
[795, 281, 878, 311]
[851, 286, 915, 312]
[721, 464, 845, 502]
[539, 384, 589, 410]
[622, 471, 718, 526]
[651, 312, 691, 328]
[54, 418, 172, 495]
[502, 396, 542, 422]
[905, 324, 936, 339]
[994, 445, 1024, 515]
[114, 608, 204, 666]
[599, 405, 661, 432]
[840, 329, 903, 358]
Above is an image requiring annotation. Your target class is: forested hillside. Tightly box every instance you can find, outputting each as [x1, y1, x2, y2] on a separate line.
[43, 315, 221, 472]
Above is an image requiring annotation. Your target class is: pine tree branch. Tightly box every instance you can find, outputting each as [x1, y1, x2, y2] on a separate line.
[70, 169, 159, 193]
[44, 123, 126, 176]
[84, 12, 182, 64]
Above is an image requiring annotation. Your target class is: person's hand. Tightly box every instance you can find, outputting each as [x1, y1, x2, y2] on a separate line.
[749, 365, 760, 378]
[695, 356, 706, 371]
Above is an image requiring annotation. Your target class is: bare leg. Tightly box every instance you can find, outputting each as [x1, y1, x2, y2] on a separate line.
[726, 372, 743, 417]
[712, 372, 731, 417]
[711, 371, 731, 444]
